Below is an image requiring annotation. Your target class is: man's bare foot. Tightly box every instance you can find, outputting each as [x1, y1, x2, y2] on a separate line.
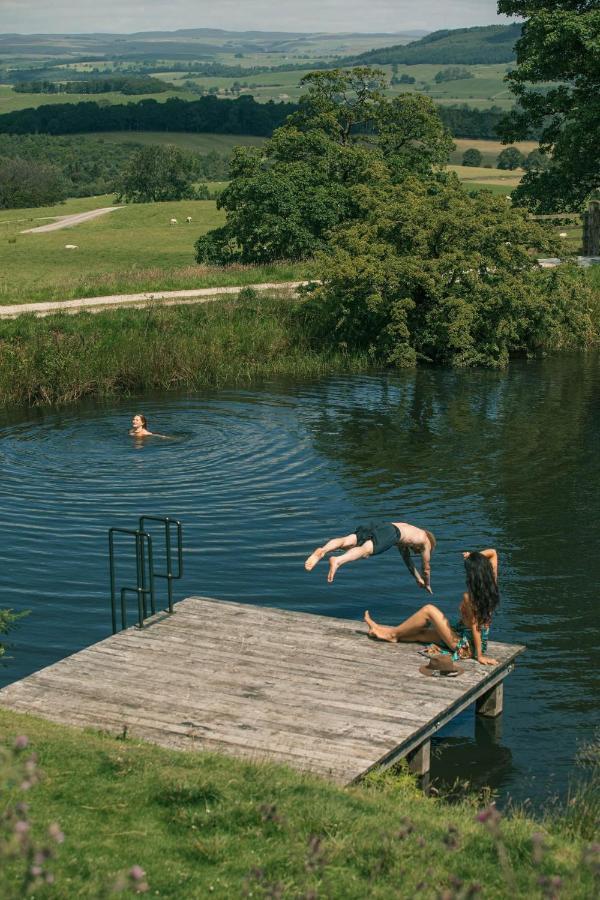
[363, 610, 398, 642]
[305, 548, 325, 571]
[327, 557, 339, 583]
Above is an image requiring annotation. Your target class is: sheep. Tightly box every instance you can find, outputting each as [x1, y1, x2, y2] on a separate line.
[170, 218, 178, 226]
[559, 231, 568, 238]
[64, 244, 78, 249]
[186, 216, 192, 224]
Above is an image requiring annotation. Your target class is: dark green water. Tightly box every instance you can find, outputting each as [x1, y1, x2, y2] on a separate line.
[1, 354, 598, 807]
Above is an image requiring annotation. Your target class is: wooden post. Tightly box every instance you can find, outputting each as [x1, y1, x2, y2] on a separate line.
[407, 739, 431, 776]
[476, 682, 503, 718]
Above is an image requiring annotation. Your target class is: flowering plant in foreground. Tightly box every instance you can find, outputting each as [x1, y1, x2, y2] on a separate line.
[1, 734, 149, 896]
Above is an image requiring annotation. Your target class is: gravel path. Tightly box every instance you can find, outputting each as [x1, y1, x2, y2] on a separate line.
[20, 206, 124, 234]
[0, 282, 312, 318]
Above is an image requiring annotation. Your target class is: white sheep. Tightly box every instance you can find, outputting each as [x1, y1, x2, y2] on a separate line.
[170, 218, 178, 226]
[559, 231, 568, 238]
[186, 216, 192, 224]
[64, 244, 78, 249]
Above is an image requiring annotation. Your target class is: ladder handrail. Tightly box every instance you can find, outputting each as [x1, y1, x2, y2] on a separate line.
[108, 517, 183, 632]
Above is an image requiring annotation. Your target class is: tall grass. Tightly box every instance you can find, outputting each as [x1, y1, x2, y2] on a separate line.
[0, 297, 370, 407]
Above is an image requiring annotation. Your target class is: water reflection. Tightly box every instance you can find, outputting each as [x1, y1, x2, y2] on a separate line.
[0, 355, 598, 808]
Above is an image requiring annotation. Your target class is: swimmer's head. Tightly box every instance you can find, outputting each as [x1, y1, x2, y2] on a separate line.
[132, 413, 147, 429]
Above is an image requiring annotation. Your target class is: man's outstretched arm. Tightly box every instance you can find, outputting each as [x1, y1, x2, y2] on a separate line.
[399, 546, 430, 591]
[420, 545, 433, 594]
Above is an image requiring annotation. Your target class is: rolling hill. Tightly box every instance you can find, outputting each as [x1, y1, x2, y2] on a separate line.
[351, 24, 522, 66]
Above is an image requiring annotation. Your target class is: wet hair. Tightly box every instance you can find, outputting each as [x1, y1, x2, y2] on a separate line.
[464, 552, 499, 626]
[136, 414, 148, 428]
[424, 530, 436, 552]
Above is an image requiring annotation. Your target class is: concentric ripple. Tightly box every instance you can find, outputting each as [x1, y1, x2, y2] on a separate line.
[1, 359, 599, 807]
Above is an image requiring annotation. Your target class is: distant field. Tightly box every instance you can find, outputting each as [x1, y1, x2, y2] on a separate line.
[92, 131, 267, 154]
[449, 137, 538, 166]
[448, 164, 523, 187]
[0, 61, 517, 112]
[0, 84, 196, 115]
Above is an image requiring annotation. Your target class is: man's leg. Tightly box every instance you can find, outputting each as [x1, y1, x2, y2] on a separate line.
[328, 540, 373, 583]
[364, 604, 457, 648]
[305, 533, 358, 571]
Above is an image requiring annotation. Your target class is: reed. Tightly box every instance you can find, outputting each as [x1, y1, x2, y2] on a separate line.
[0, 297, 370, 408]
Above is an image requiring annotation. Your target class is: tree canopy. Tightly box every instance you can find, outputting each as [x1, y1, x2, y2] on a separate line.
[498, 1, 600, 210]
[196, 68, 455, 264]
[304, 172, 596, 368]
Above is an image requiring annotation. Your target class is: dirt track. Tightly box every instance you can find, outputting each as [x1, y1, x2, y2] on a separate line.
[20, 206, 123, 234]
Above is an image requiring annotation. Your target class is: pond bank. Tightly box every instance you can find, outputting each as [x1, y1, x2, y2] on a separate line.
[1, 708, 597, 898]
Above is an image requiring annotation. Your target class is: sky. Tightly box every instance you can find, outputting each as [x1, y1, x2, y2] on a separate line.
[0, 1, 509, 35]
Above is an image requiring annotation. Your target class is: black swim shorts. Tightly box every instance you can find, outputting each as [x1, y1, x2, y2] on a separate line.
[354, 522, 401, 556]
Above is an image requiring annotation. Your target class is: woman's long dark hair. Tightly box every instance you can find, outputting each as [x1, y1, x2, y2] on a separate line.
[464, 552, 499, 626]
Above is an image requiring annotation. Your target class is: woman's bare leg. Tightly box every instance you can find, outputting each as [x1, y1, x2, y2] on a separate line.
[328, 540, 373, 583]
[305, 533, 358, 571]
[364, 605, 458, 649]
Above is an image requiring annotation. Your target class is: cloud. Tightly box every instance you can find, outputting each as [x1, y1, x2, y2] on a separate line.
[0, 0, 505, 35]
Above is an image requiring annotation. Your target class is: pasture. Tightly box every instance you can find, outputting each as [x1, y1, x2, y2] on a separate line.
[93, 131, 267, 154]
[0, 195, 308, 304]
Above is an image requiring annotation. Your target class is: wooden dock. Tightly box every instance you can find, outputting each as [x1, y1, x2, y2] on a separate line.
[0, 597, 524, 784]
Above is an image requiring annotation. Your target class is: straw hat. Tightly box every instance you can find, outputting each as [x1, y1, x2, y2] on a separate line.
[419, 655, 464, 677]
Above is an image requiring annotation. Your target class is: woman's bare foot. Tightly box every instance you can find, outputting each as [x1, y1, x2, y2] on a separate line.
[327, 557, 339, 583]
[363, 610, 398, 642]
[304, 548, 325, 571]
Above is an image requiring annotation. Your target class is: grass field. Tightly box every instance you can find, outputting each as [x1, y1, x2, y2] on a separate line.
[449, 137, 539, 166]
[0, 194, 310, 304]
[0, 84, 197, 115]
[1, 709, 598, 899]
[92, 131, 267, 154]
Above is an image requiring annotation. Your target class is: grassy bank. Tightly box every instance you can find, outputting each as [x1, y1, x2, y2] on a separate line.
[1, 708, 597, 899]
[0, 297, 367, 407]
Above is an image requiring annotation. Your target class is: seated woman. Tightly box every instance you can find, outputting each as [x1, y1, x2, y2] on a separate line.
[364, 548, 499, 666]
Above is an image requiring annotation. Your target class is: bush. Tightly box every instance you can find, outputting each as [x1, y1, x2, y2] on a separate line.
[462, 148, 483, 167]
[306, 173, 598, 368]
[497, 146, 525, 170]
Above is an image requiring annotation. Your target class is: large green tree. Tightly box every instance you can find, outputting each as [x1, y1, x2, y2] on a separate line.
[195, 68, 455, 264]
[498, 1, 600, 211]
[115, 144, 198, 203]
[303, 171, 596, 368]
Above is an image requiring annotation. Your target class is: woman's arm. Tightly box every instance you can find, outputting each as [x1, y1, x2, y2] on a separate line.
[471, 619, 498, 665]
[479, 548, 498, 582]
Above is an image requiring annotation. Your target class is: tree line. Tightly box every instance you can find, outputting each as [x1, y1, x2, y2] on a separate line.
[0, 95, 296, 137]
[13, 76, 174, 95]
[0, 94, 526, 141]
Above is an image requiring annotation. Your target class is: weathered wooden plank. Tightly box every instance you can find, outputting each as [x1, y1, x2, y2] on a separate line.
[0, 596, 525, 784]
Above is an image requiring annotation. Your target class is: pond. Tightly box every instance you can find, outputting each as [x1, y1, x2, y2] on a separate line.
[1, 354, 598, 808]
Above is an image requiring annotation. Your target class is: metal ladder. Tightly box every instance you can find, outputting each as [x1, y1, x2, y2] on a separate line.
[108, 516, 183, 634]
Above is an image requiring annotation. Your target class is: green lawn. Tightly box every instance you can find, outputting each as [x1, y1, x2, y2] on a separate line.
[1, 709, 597, 899]
[0, 195, 307, 304]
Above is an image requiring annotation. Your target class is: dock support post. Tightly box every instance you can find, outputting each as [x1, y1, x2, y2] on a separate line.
[407, 739, 431, 776]
[476, 682, 503, 718]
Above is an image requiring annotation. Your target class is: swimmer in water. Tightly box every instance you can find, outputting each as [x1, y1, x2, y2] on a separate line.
[129, 413, 153, 437]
